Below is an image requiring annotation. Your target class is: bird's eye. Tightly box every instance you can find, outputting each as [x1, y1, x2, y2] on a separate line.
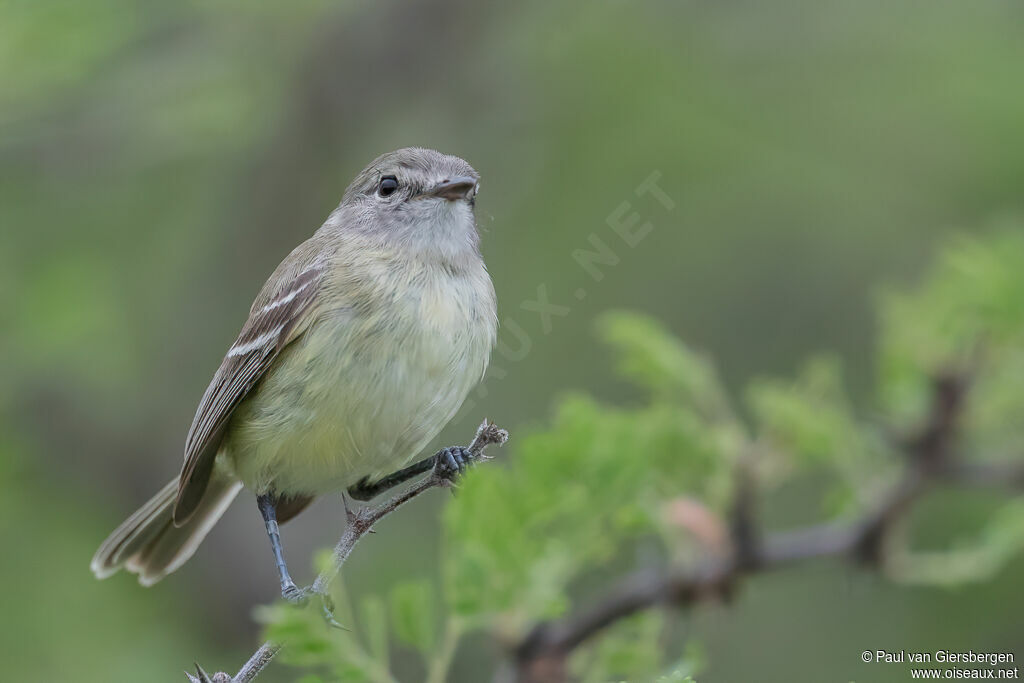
[378, 175, 399, 197]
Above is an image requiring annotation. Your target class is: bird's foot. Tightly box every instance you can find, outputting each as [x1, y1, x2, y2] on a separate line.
[281, 582, 344, 629]
[433, 446, 476, 481]
[281, 581, 307, 604]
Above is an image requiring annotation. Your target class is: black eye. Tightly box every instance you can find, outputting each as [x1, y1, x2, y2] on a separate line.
[378, 175, 398, 197]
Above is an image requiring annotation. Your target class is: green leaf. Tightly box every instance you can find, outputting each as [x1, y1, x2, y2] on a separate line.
[597, 311, 733, 420]
[747, 355, 898, 515]
[655, 674, 697, 683]
[878, 228, 1024, 423]
[255, 603, 334, 667]
[389, 580, 437, 654]
[361, 595, 389, 672]
[574, 611, 666, 682]
[890, 499, 1024, 586]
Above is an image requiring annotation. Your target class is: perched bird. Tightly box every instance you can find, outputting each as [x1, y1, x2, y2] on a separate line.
[92, 148, 497, 606]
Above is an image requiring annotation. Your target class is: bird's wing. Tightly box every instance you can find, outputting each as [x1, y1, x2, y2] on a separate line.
[173, 260, 326, 524]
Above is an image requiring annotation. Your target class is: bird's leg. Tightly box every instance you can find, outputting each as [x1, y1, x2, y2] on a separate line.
[257, 493, 342, 627]
[346, 446, 476, 501]
[256, 493, 339, 626]
[346, 459, 434, 501]
[256, 494, 302, 602]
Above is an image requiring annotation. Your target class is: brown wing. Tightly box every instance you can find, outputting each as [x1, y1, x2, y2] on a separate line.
[173, 262, 325, 525]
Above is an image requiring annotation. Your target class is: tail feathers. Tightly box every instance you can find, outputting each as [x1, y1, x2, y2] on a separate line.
[91, 474, 242, 586]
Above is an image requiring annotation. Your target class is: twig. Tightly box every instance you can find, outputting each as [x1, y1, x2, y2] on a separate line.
[189, 420, 509, 683]
[510, 475, 936, 681]
[312, 420, 508, 596]
[230, 645, 281, 683]
[510, 373, 1024, 682]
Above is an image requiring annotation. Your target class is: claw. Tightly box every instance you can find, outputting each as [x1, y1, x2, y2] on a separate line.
[282, 582, 309, 605]
[434, 446, 475, 480]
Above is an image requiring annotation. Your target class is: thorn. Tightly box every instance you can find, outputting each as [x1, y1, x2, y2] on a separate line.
[325, 612, 349, 630]
[341, 491, 358, 524]
[192, 663, 213, 683]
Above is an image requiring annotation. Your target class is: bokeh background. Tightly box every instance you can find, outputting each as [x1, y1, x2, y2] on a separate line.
[2, 1, 1023, 681]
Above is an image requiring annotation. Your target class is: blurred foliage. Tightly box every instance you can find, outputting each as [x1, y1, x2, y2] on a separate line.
[0, 450, 229, 679]
[879, 229, 1024, 454]
[4, 1, 1024, 681]
[262, 231, 1024, 681]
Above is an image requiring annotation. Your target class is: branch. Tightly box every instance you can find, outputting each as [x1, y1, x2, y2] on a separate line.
[189, 419, 509, 683]
[312, 420, 508, 596]
[511, 372, 1022, 682]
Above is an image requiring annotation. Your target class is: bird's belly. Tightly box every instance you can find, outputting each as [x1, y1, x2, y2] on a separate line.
[223, 306, 488, 497]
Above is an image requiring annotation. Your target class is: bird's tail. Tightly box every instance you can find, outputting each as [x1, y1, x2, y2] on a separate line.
[91, 471, 242, 586]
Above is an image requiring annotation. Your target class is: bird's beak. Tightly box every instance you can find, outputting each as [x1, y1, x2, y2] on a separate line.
[421, 176, 478, 201]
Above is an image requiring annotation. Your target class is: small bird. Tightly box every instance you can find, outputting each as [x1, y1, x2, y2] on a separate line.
[92, 148, 497, 605]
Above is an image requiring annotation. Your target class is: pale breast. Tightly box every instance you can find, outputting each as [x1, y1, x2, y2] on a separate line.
[224, 257, 496, 497]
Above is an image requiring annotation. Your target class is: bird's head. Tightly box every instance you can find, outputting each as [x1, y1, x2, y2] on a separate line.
[336, 147, 482, 260]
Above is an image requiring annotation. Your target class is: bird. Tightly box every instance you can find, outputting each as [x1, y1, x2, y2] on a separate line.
[91, 147, 497, 608]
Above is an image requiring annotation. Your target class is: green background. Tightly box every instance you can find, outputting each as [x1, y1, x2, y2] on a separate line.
[2, 1, 1022, 680]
